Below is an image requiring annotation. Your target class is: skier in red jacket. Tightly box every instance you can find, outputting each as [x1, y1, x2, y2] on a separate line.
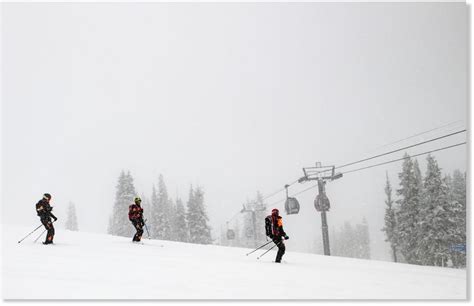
[128, 197, 144, 242]
[265, 208, 289, 263]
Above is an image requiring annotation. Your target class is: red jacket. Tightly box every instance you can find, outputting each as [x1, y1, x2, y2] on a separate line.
[128, 204, 143, 221]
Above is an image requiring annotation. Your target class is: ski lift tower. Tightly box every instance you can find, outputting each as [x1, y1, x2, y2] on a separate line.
[241, 201, 267, 248]
[298, 162, 343, 256]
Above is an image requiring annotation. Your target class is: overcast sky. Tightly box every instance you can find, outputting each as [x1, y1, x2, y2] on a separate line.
[2, 2, 468, 260]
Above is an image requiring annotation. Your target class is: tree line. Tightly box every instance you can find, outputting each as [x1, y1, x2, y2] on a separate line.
[331, 218, 371, 260]
[382, 154, 466, 267]
[108, 170, 213, 245]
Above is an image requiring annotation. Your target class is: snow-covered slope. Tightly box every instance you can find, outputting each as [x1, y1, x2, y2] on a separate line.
[2, 225, 466, 299]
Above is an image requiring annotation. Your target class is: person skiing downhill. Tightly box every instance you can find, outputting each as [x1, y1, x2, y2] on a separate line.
[129, 197, 144, 242]
[35, 193, 57, 245]
[265, 208, 289, 263]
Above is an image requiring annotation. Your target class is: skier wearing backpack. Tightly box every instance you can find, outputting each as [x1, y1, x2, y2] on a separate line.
[129, 197, 144, 242]
[265, 208, 289, 263]
[35, 193, 57, 245]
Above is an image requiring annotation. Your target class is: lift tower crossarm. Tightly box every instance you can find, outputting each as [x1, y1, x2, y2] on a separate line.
[299, 162, 342, 256]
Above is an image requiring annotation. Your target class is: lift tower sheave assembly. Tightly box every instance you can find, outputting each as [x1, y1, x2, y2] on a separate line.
[298, 162, 343, 256]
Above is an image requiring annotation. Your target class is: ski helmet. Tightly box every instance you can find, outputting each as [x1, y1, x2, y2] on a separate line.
[43, 193, 52, 201]
[272, 208, 279, 215]
[134, 196, 142, 204]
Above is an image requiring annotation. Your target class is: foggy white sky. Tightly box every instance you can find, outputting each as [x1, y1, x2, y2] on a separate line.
[2, 2, 468, 260]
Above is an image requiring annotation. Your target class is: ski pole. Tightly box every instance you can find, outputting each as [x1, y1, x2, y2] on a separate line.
[246, 240, 274, 256]
[257, 241, 282, 260]
[33, 229, 47, 243]
[143, 219, 151, 239]
[17, 224, 44, 244]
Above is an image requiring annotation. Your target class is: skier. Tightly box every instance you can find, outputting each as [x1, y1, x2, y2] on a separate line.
[265, 208, 289, 263]
[35, 193, 57, 245]
[128, 197, 144, 242]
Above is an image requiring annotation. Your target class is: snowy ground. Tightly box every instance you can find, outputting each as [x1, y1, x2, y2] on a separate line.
[2, 225, 466, 300]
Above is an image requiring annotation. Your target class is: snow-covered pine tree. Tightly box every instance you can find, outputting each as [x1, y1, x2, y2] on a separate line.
[254, 191, 267, 247]
[333, 220, 370, 259]
[140, 194, 151, 231]
[108, 170, 137, 237]
[150, 184, 159, 239]
[187, 186, 212, 244]
[417, 155, 453, 267]
[159, 175, 172, 240]
[333, 221, 357, 258]
[150, 175, 172, 240]
[344, 222, 357, 258]
[449, 170, 466, 267]
[413, 159, 424, 193]
[65, 201, 79, 231]
[174, 197, 189, 242]
[382, 172, 398, 262]
[168, 197, 177, 241]
[355, 217, 370, 259]
[185, 186, 194, 241]
[396, 154, 422, 264]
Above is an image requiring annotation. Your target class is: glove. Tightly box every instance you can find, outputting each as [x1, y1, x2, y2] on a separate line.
[269, 234, 274, 239]
[284, 235, 289, 240]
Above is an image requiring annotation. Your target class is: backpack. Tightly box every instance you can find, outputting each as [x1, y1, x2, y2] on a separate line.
[36, 200, 50, 217]
[265, 215, 273, 237]
[36, 202, 44, 216]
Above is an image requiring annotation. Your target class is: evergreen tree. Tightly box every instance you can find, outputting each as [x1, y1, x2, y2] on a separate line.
[333, 220, 370, 259]
[187, 186, 212, 244]
[355, 217, 371, 259]
[341, 222, 357, 258]
[449, 170, 466, 267]
[108, 170, 137, 237]
[150, 184, 159, 239]
[413, 159, 424, 193]
[185, 186, 194, 241]
[254, 191, 267, 246]
[140, 194, 151, 231]
[417, 155, 453, 266]
[150, 175, 172, 240]
[168, 198, 177, 241]
[65, 202, 79, 231]
[396, 154, 422, 264]
[174, 197, 189, 242]
[382, 173, 398, 262]
[332, 222, 354, 258]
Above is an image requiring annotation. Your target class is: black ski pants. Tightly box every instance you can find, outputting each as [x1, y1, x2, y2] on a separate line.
[273, 238, 286, 262]
[40, 217, 55, 244]
[131, 219, 144, 242]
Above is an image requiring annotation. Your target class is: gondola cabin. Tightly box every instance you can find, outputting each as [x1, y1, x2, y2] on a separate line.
[226, 229, 235, 240]
[285, 197, 300, 215]
[314, 193, 330, 212]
